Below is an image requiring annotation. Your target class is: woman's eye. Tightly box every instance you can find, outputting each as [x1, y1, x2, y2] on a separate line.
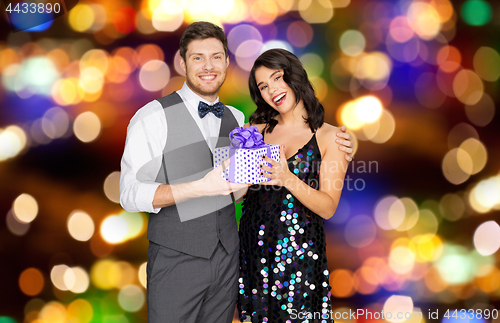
[260, 85, 267, 91]
[275, 75, 281, 81]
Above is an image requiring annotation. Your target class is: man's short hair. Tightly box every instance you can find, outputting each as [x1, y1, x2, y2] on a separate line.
[179, 21, 229, 61]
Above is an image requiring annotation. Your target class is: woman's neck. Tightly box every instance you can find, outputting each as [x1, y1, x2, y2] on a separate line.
[276, 100, 308, 128]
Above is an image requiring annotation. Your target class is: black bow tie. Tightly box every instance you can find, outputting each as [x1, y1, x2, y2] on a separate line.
[198, 101, 225, 118]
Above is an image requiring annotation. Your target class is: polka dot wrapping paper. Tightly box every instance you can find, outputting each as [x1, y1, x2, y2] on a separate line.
[214, 144, 280, 184]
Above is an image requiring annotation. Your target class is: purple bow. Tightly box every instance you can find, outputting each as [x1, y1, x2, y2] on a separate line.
[229, 126, 265, 148]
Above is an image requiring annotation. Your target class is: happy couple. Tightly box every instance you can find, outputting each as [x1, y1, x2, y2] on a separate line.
[120, 21, 352, 323]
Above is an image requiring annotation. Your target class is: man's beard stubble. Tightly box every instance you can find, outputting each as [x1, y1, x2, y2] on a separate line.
[185, 68, 226, 99]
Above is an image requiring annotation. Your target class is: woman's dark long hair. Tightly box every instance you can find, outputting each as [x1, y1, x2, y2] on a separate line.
[248, 48, 325, 133]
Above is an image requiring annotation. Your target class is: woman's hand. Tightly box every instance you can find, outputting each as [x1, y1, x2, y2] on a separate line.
[259, 145, 294, 187]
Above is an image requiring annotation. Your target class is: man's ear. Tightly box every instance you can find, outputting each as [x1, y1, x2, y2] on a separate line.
[226, 55, 229, 68]
[180, 56, 187, 74]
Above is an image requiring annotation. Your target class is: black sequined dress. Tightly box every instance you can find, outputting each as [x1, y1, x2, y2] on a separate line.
[238, 133, 333, 323]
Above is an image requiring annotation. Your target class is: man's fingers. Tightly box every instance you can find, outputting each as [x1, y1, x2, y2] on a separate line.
[336, 132, 351, 141]
[341, 139, 352, 147]
[338, 145, 354, 153]
[216, 158, 231, 172]
[221, 158, 231, 169]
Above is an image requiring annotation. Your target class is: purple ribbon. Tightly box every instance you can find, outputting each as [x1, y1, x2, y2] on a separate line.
[229, 126, 265, 148]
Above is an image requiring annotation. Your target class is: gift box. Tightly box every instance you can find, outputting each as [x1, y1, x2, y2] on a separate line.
[214, 126, 280, 184]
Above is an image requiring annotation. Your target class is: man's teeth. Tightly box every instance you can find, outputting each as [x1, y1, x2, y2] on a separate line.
[200, 75, 215, 80]
[274, 93, 285, 103]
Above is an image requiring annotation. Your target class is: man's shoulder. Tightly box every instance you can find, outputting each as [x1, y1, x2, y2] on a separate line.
[129, 99, 164, 126]
[156, 91, 184, 107]
[225, 105, 245, 119]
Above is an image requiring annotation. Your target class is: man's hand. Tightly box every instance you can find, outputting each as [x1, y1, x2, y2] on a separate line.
[153, 159, 249, 209]
[200, 159, 250, 196]
[337, 125, 354, 162]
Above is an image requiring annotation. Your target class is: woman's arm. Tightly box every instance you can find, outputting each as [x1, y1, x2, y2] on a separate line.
[261, 126, 348, 219]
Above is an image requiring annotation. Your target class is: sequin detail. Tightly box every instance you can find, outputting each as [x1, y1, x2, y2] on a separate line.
[238, 133, 332, 323]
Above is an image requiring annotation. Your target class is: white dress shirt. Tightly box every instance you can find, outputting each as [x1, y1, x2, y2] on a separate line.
[119, 82, 245, 214]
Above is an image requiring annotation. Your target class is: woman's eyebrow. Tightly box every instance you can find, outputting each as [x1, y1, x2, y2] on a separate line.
[257, 71, 280, 87]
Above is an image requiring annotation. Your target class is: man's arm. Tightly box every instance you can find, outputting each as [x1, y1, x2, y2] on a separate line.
[120, 101, 166, 213]
[120, 102, 249, 213]
[152, 159, 249, 208]
[151, 106, 249, 208]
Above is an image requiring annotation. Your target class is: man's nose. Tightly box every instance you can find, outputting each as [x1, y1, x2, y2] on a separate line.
[203, 58, 214, 70]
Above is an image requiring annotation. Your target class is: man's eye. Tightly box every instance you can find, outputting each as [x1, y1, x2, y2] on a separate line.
[214, 56, 220, 59]
[194, 57, 201, 60]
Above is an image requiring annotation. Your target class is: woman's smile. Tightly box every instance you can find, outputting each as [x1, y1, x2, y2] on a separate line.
[273, 92, 287, 106]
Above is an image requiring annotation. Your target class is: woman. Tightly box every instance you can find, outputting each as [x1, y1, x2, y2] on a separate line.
[238, 49, 350, 323]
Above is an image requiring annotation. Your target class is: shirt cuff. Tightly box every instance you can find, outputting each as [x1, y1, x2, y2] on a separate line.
[136, 182, 162, 214]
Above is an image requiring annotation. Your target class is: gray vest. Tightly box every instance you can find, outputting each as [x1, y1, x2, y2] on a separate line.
[147, 92, 239, 259]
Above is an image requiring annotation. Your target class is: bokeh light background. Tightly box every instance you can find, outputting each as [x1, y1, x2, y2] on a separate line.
[1, 0, 500, 322]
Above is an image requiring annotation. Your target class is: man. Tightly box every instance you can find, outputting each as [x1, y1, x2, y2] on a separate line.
[120, 21, 353, 323]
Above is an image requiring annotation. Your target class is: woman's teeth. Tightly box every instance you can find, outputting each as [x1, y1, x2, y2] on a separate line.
[274, 93, 286, 103]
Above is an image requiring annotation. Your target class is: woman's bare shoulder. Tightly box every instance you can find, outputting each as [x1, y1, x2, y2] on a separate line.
[316, 123, 342, 155]
[316, 123, 340, 139]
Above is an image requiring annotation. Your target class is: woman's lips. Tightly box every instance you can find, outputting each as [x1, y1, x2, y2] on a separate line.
[273, 92, 286, 106]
